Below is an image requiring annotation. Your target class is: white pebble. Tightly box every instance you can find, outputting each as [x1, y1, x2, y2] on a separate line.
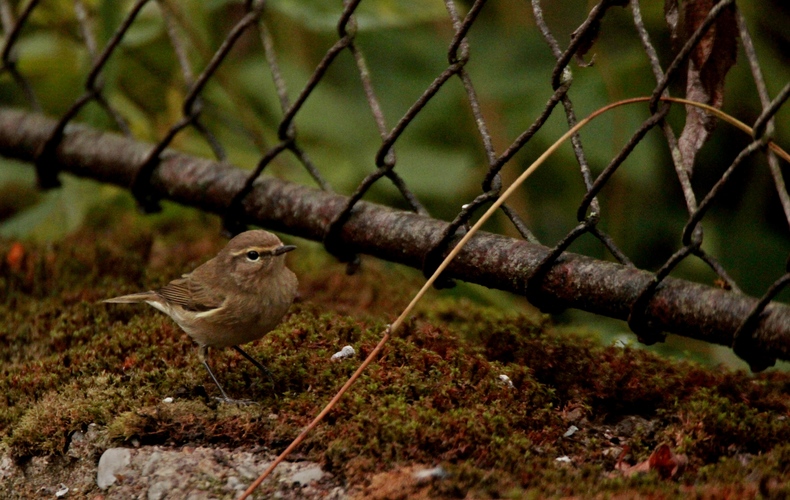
[498, 374, 515, 389]
[414, 466, 449, 484]
[331, 345, 356, 361]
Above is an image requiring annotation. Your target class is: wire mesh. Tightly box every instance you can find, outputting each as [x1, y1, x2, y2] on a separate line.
[0, 0, 788, 370]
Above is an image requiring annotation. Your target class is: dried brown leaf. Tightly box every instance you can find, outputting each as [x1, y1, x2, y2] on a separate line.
[6, 242, 25, 272]
[677, 0, 738, 176]
[616, 443, 688, 479]
[648, 443, 688, 478]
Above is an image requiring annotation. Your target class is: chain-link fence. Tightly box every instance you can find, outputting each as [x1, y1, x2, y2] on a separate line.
[1, 0, 789, 370]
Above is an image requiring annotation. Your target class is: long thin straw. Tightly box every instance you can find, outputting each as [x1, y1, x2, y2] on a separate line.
[239, 96, 787, 499]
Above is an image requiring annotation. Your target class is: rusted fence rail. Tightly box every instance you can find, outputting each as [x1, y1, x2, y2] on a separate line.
[1, 0, 789, 371]
[1, 108, 788, 369]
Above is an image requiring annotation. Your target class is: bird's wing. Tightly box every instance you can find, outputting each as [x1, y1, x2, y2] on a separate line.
[156, 275, 226, 312]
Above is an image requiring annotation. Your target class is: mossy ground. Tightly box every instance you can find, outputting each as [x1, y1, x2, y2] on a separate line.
[2, 196, 790, 498]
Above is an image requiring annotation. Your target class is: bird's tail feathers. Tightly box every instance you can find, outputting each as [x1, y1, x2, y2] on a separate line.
[103, 291, 157, 304]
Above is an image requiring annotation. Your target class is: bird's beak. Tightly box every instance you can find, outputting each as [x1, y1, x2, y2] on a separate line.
[273, 244, 297, 256]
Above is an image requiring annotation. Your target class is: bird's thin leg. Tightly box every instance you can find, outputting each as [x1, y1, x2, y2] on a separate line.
[232, 345, 275, 389]
[198, 345, 233, 402]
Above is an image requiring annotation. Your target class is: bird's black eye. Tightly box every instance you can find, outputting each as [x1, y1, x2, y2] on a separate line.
[246, 251, 260, 261]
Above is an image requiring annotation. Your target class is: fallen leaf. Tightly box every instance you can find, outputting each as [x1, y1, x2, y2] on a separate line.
[616, 443, 688, 478]
[676, 0, 738, 176]
[649, 443, 687, 478]
[6, 242, 25, 272]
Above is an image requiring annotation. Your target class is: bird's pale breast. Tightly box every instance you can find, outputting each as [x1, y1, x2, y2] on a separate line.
[177, 268, 297, 348]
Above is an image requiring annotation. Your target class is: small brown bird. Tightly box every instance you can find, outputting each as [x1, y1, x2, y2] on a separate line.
[104, 230, 298, 402]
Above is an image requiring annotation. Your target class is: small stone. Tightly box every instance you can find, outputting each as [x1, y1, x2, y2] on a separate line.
[498, 374, 515, 389]
[413, 466, 449, 484]
[236, 464, 258, 480]
[226, 476, 245, 491]
[0, 455, 15, 483]
[142, 451, 162, 476]
[331, 345, 355, 361]
[70, 430, 85, 443]
[615, 415, 652, 437]
[66, 431, 85, 458]
[290, 464, 324, 486]
[162, 397, 174, 404]
[55, 483, 69, 497]
[97, 448, 131, 490]
[327, 486, 346, 499]
[565, 408, 583, 422]
[147, 479, 173, 500]
[555, 456, 572, 463]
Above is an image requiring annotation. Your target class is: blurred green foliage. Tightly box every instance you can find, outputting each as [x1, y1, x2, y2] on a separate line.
[0, 0, 788, 304]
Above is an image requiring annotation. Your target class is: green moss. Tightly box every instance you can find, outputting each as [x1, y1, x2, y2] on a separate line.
[2, 196, 790, 496]
[664, 387, 790, 463]
[9, 374, 133, 457]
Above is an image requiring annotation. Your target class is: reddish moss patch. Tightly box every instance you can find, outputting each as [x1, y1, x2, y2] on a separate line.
[2, 199, 790, 497]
